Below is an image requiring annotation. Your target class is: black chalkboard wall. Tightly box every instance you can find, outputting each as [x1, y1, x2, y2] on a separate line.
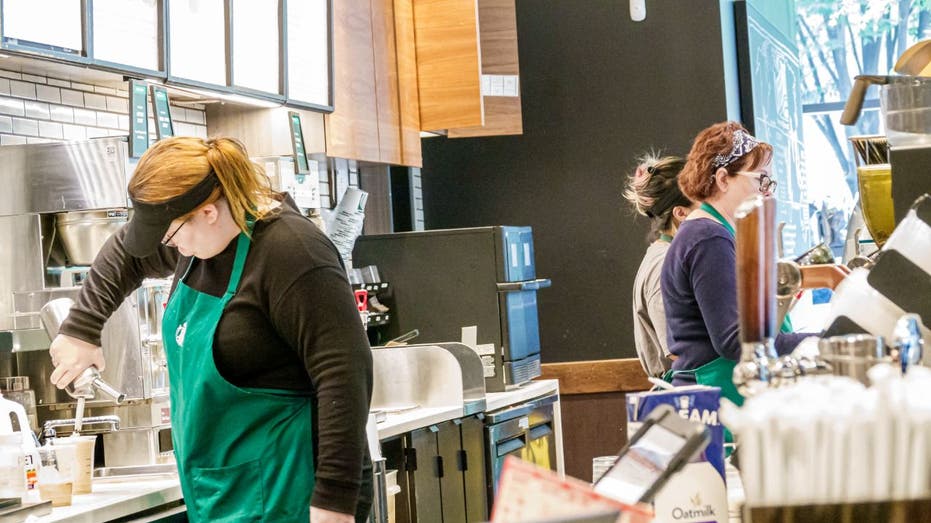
[420, 0, 734, 363]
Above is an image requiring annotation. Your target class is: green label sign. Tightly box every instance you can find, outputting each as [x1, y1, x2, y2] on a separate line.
[151, 85, 174, 139]
[129, 80, 149, 158]
[289, 112, 309, 173]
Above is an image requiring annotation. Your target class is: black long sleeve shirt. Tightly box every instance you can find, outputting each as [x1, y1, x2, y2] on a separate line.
[60, 196, 374, 516]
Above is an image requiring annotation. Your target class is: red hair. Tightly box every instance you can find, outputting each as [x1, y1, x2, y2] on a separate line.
[678, 121, 773, 201]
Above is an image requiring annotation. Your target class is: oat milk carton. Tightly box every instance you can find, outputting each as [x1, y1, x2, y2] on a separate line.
[627, 386, 727, 523]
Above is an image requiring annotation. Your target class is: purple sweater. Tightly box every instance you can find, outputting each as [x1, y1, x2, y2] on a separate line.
[660, 218, 809, 384]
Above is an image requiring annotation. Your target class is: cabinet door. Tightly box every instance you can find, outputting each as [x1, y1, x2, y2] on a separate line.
[460, 416, 489, 522]
[437, 421, 467, 523]
[412, 0, 484, 131]
[447, 0, 523, 138]
[324, 0, 380, 162]
[392, 0, 422, 167]
[407, 427, 442, 523]
[371, 0, 402, 165]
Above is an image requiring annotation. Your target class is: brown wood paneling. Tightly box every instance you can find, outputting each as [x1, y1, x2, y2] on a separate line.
[560, 392, 629, 482]
[447, 96, 522, 137]
[474, 0, 518, 73]
[412, 0, 484, 131]
[447, 0, 522, 138]
[371, 0, 402, 165]
[539, 358, 651, 395]
[393, 0, 423, 167]
[359, 164, 393, 234]
[325, 0, 381, 162]
[205, 106, 325, 157]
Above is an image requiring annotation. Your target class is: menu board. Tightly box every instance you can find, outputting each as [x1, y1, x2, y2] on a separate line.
[129, 80, 150, 158]
[92, 0, 159, 71]
[232, 0, 280, 93]
[286, 0, 330, 106]
[2, 0, 82, 53]
[150, 85, 174, 139]
[289, 111, 310, 173]
[168, 0, 226, 85]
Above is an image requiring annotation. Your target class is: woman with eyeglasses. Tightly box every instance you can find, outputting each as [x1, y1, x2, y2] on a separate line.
[47, 137, 373, 523]
[660, 122, 809, 404]
[624, 155, 696, 378]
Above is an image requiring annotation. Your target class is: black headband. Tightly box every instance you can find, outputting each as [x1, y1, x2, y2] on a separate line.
[123, 172, 220, 257]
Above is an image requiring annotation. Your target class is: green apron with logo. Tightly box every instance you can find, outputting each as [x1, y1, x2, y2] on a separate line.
[163, 226, 316, 522]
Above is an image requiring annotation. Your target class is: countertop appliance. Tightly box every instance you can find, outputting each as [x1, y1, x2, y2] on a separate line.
[0, 137, 172, 470]
[353, 226, 551, 392]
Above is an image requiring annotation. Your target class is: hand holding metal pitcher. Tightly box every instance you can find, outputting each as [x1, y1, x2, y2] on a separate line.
[40, 298, 125, 403]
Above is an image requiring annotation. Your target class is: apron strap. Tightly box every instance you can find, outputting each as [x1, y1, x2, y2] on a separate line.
[699, 202, 735, 237]
[224, 220, 255, 297]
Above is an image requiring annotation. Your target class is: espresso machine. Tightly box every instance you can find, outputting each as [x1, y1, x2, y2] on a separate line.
[0, 137, 173, 470]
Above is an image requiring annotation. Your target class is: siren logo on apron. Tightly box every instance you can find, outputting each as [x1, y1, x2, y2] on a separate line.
[175, 322, 187, 347]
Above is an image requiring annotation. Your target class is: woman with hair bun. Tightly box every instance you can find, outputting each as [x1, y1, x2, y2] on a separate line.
[48, 136, 373, 522]
[660, 122, 809, 404]
[624, 154, 696, 378]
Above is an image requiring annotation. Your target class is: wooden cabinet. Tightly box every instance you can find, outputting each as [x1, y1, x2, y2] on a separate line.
[371, 0, 403, 166]
[393, 0, 423, 167]
[325, 0, 381, 163]
[324, 0, 522, 164]
[325, 0, 422, 166]
[447, 0, 523, 138]
[412, 0, 484, 131]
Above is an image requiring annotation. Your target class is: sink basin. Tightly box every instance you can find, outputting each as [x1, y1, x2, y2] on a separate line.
[94, 463, 177, 478]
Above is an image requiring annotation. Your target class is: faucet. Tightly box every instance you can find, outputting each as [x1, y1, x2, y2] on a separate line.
[43, 415, 121, 438]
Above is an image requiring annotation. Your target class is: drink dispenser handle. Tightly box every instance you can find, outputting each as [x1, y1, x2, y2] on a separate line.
[733, 196, 779, 396]
[39, 298, 125, 404]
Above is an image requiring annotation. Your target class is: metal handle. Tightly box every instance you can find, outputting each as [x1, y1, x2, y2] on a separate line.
[92, 377, 126, 404]
[496, 278, 552, 292]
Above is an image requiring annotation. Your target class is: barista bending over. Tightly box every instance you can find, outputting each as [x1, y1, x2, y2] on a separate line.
[49, 137, 373, 523]
[624, 155, 695, 377]
[661, 122, 809, 403]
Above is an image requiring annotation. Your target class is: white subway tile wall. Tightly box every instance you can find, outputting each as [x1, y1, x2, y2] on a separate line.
[0, 68, 207, 148]
[0, 68, 343, 217]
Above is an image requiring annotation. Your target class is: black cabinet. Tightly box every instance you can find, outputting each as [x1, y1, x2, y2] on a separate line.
[386, 416, 489, 522]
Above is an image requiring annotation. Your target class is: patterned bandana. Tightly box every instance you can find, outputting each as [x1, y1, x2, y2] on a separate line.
[711, 129, 760, 170]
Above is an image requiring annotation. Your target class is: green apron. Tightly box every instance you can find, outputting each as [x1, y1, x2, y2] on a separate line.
[163, 228, 316, 522]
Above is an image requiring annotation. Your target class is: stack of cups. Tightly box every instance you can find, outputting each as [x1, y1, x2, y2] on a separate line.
[592, 455, 619, 484]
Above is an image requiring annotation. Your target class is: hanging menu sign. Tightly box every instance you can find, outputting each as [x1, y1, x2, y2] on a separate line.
[289, 111, 310, 173]
[129, 80, 149, 158]
[150, 85, 174, 139]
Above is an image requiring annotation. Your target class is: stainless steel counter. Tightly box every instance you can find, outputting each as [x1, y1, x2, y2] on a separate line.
[485, 379, 559, 412]
[28, 380, 563, 521]
[33, 474, 181, 523]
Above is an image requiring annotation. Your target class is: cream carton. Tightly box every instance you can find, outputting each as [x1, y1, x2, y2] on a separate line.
[627, 386, 728, 523]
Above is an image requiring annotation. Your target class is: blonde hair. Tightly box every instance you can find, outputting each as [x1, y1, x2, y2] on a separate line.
[623, 154, 691, 237]
[128, 136, 277, 235]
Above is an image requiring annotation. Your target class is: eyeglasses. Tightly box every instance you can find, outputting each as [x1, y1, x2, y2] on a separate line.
[736, 171, 777, 194]
[161, 218, 188, 247]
